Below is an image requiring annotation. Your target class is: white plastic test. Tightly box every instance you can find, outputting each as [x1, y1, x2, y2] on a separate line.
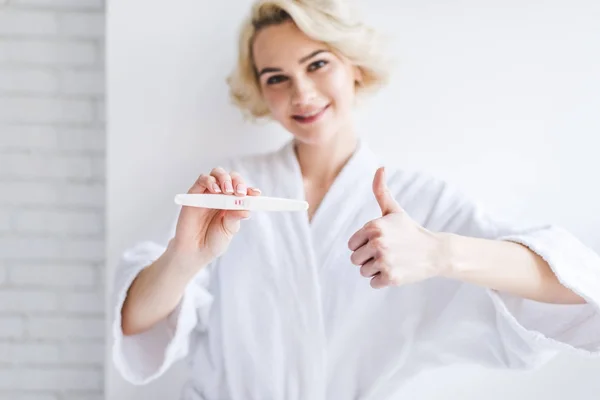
[174, 193, 309, 212]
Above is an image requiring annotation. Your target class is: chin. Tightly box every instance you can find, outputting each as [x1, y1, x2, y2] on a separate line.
[287, 119, 342, 147]
[289, 126, 339, 146]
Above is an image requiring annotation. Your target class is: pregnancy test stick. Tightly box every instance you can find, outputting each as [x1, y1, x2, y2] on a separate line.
[174, 193, 309, 212]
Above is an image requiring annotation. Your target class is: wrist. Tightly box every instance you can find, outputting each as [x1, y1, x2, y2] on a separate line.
[435, 232, 460, 279]
[437, 232, 492, 281]
[163, 239, 213, 279]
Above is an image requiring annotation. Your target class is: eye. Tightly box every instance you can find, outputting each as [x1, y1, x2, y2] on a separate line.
[308, 60, 328, 72]
[266, 75, 287, 85]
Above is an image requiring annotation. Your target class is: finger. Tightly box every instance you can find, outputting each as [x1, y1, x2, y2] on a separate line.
[348, 229, 368, 252]
[360, 259, 379, 277]
[350, 241, 377, 266]
[211, 167, 234, 194]
[221, 210, 250, 235]
[183, 180, 212, 215]
[188, 176, 209, 194]
[370, 272, 390, 289]
[247, 187, 262, 196]
[230, 171, 248, 197]
[225, 209, 250, 221]
[372, 167, 402, 216]
[197, 174, 222, 193]
[348, 222, 379, 251]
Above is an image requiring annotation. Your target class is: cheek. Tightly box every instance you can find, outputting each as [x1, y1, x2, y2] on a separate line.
[263, 89, 288, 117]
[322, 66, 356, 105]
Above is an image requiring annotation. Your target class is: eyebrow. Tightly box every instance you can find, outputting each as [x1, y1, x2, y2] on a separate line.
[257, 49, 330, 78]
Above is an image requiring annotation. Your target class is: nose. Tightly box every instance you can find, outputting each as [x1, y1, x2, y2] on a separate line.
[291, 77, 317, 107]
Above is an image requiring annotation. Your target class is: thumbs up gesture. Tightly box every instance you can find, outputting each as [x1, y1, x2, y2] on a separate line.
[347, 167, 446, 289]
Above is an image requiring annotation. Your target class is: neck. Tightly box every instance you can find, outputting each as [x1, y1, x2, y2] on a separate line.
[294, 130, 358, 188]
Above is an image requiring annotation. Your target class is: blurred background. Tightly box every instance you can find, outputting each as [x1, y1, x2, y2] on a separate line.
[0, 0, 105, 399]
[1, 0, 599, 399]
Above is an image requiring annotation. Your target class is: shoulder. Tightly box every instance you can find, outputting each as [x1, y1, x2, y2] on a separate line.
[230, 146, 287, 174]
[384, 165, 514, 235]
[384, 165, 477, 230]
[202, 142, 291, 190]
[385, 165, 464, 207]
[193, 142, 287, 175]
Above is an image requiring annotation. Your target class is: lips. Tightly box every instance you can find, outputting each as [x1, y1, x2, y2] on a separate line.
[292, 104, 330, 124]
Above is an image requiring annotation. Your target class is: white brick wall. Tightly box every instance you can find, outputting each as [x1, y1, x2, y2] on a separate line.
[0, 40, 97, 66]
[0, 0, 105, 398]
[12, 0, 103, 10]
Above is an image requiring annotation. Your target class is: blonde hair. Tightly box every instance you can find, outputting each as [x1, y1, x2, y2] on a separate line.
[226, 0, 392, 120]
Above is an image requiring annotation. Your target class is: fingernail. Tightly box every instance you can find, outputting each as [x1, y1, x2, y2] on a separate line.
[236, 184, 247, 194]
[241, 215, 251, 220]
[251, 187, 262, 194]
[212, 184, 222, 193]
[224, 181, 234, 193]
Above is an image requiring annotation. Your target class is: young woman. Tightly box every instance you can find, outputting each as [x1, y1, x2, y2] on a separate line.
[112, 0, 600, 399]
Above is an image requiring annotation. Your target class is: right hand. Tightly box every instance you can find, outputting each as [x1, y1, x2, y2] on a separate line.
[170, 167, 261, 264]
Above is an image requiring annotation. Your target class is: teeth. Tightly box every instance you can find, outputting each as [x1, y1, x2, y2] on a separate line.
[298, 108, 323, 118]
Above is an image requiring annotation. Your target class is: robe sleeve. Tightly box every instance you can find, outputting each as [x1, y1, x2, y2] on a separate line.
[110, 157, 234, 384]
[431, 181, 600, 369]
[111, 227, 215, 385]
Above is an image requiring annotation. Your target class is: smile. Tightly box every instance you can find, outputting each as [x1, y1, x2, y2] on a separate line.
[292, 104, 330, 124]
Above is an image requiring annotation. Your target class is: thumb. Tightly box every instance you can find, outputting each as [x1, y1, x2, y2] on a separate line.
[221, 210, 250, 235]
[373, 167, 402, 215]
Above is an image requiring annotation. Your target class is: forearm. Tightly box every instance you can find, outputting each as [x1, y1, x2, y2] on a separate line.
[439, 232, 586, 305]
[121, 241, 210, 336]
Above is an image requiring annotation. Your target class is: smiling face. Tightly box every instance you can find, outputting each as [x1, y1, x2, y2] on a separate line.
[252, 20, 362, 145]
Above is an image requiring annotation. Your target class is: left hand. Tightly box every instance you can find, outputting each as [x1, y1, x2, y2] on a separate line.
[347, 167, 446, 289]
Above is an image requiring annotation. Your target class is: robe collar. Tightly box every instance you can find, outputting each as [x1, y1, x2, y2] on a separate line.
[277, 136, 383, 264]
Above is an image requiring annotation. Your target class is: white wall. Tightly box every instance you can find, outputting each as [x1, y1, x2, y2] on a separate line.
[107, 0, 600, 399]
[0, 0, 105, 399]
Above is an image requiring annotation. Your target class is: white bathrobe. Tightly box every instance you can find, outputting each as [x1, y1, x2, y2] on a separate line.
[112, 139, 600, 400]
